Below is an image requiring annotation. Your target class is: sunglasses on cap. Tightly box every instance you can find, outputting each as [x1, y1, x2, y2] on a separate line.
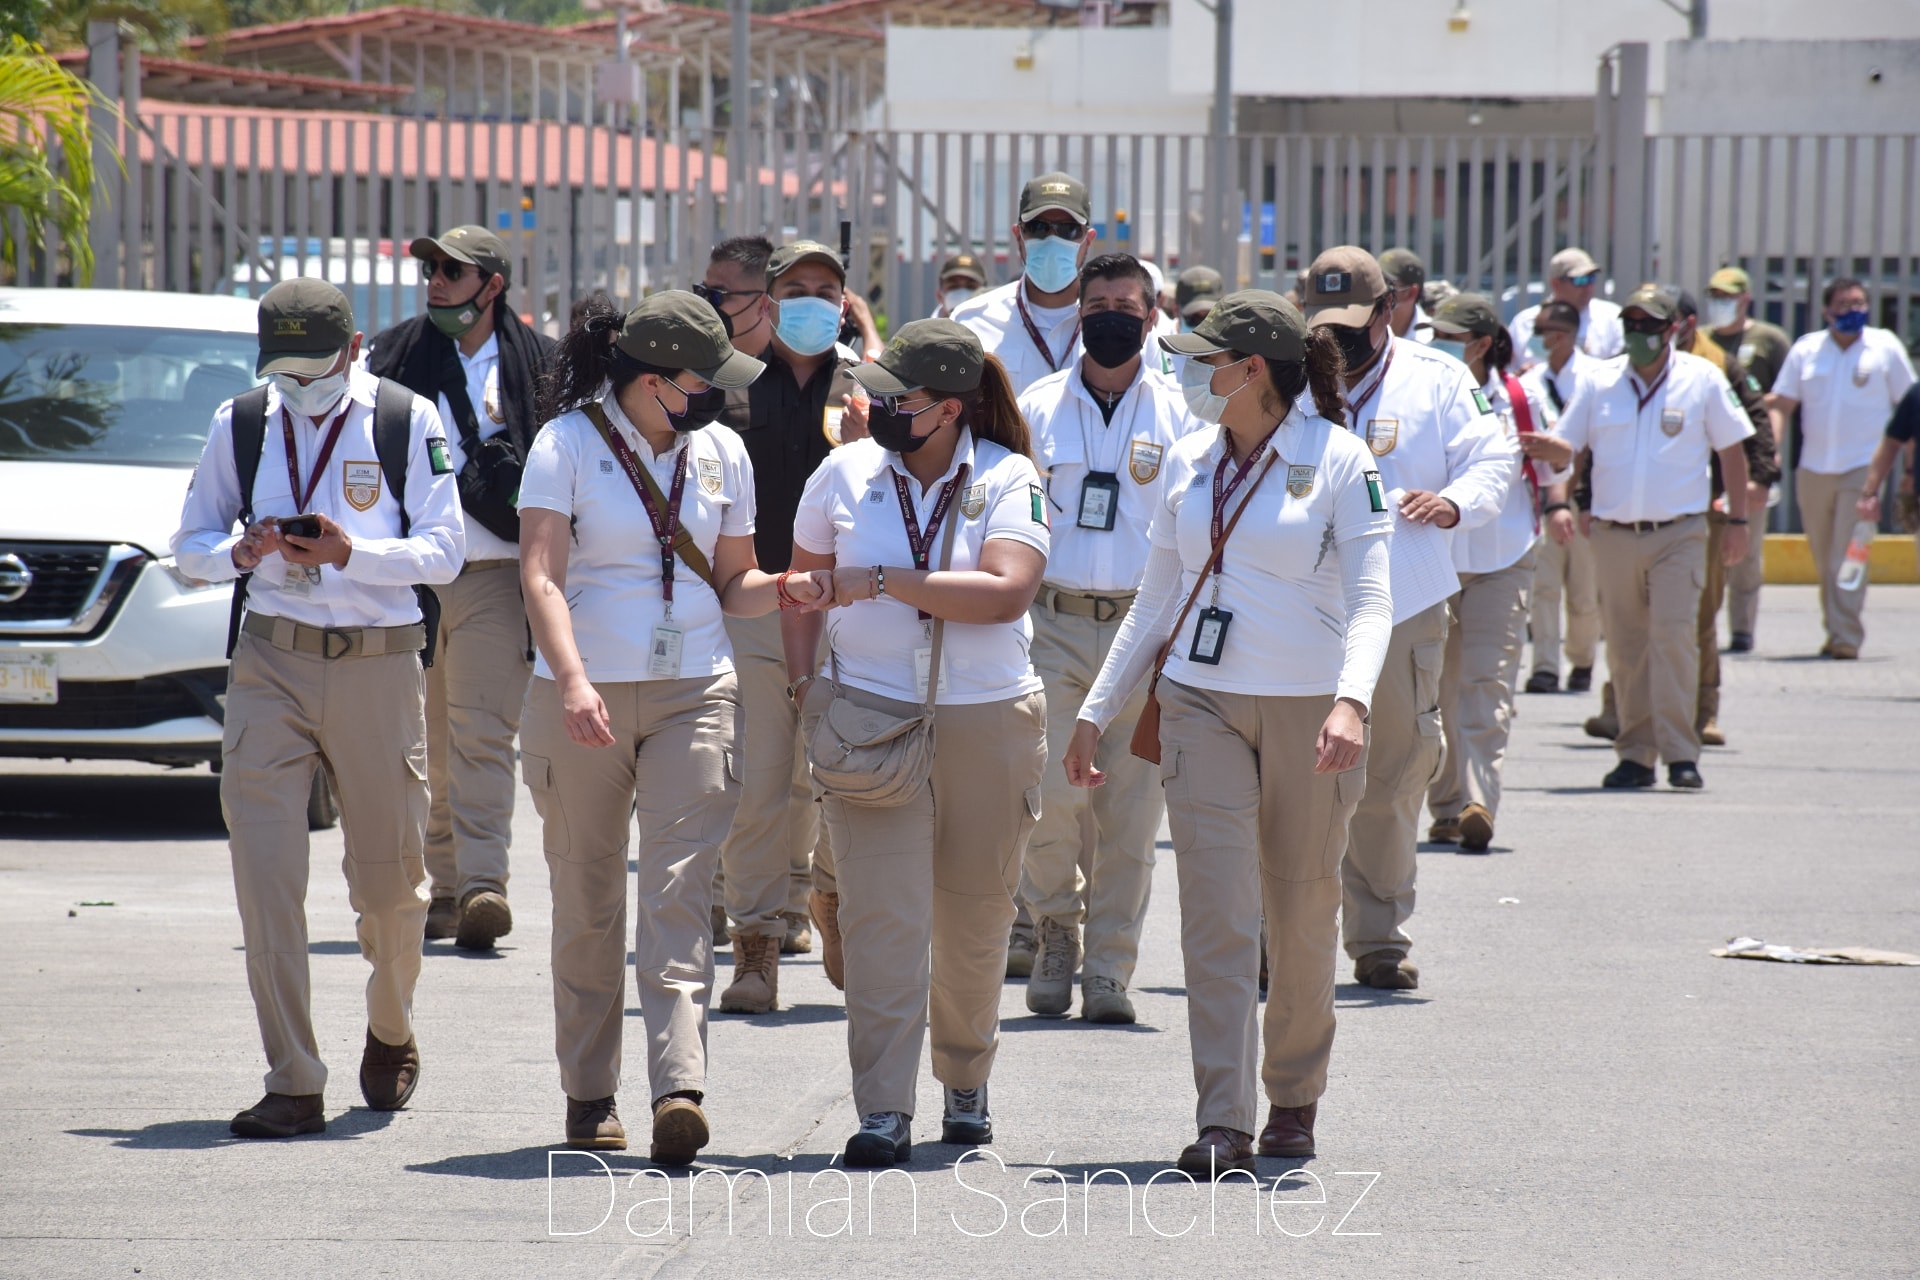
[1021, 218, 1089, 242]
[1621, 315, 1670, 335]
[426, 257, 486, 283]
[691, 281, 767, 309]
[1563, 271, 1599, 287]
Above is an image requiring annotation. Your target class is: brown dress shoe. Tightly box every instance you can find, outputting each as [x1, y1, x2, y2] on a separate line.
[454, 889, 512, 951]
[566, 1095, 627, 1150]
[650, 1093, 710, 1166]
[781, 910, 814, 955]
[1457, 803, 1494, 853]
[230, 1092, 325, 1139]
[718, 932, 779, 1014]
[809, 888, 845, 991]
[1258, 1101, 1317, 1157]
[360, 1028, 420, 1110]
[1354, 949, 1419, 990]
[424, 896, 459, 940]
[1176, 1127, 1256, 1178]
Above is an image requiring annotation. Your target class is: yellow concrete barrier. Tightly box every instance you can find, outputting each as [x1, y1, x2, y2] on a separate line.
[1763, 533, 1920, 584]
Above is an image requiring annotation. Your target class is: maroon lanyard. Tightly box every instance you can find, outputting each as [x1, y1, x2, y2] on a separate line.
[890, 462, 970, 621]
[280, 405, 350, 512]
[1633, 365, 1671, 415]
[604, 429, 690, 613]
[1016, 291, 1079, 374]
[1345, 344, 1397, 426]
[1210, 427, 1279, 576]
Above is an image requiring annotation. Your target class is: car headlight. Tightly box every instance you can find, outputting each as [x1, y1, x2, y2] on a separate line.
[156, 555, 222, 591]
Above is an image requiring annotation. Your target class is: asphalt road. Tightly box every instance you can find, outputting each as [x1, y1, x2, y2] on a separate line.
[2, 584, 1916, 1278]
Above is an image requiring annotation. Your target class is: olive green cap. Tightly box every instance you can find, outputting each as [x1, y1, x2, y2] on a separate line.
[1621, 284, 1678, 322]
[1018, 171, 1090, 224]
[1708, 265, 1750, 295]
[852, 319, 983, 398]
[255, 278, 354, 377]
[1158, 289, 1307, 362]
[1429, 292, 1502, 337]
[409, 225, 512, 287]
[617, 290, 765, 389]
[1174, 265, 1225, 317]
[938, 253, 987, 285]
[1301, 246, 1389, 328]
[1378, 247, 1427, 288]
[768, 239, 845, 282]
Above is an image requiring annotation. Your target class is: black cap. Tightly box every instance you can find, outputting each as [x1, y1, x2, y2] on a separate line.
[256, 278, 354, 377]
[617, 290, 765, 389]
[1158, 289, 1307, 363]
[852, 319, 983, 397]
[409, 225, 512, 287]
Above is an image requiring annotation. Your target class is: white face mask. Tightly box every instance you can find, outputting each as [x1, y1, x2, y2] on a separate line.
[270, 369, 349, 419]
[1705, 297, 1740, 330]
[941, 287, 975, 312]
[1178, 355, 1251, 424]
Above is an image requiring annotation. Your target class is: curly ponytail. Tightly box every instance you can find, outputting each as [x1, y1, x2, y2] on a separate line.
[954, 354, 1034, 460]
[1254, 327, 1349, 427]
[537, 293, 629, 425]
[1485, 327, 1515, 375]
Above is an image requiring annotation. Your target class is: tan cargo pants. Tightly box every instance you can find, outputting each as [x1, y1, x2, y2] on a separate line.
[1429, 551, 1534, 822]
[220, 627, 430, 1098]
[1157, 680, 1367, 1134]
[424, 561, 531, 903]
[1797, 465, 1871, 651]
[1592, 515, 1709, 767]
[1529, 505, 1600, 677]
[1725, 496, 1767, 638]
[1342, 600, 1449, 961]
[1021, 601, 1161, 986]
[520, 672, 742, 1104]
[811, 684, 1047, 1119]
[1697, 513, 1728, 727]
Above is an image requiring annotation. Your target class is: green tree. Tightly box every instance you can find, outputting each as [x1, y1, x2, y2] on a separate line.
[0, 37, 103, 284]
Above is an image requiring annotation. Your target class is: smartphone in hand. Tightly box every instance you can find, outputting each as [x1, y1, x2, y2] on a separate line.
[279, 513, 323, 540]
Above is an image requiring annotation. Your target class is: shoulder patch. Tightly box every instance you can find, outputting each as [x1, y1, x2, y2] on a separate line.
[1029, 483, 1049, 527]
[1745, 374, 1761, 393]
[427, 437, 453, 475]
[1471, 387, 1494, 416]
[1725, 387, 1741, 411]
[1365, 469, 1386, 513]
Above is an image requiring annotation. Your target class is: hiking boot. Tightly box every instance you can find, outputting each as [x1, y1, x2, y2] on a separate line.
[781, 910, 813, 955]
[1005, 921, 1036, 978]
[1257, 1101, 1317, 1158]
[809, 889, 844, 990]
[454, 889, 511, 951]
[565, 1095, 626, 1150]
[845, 1111, 911, 1167]
[1566, 665, 1593, 692]
[1427, 815, 1461, 844]
[1177, 1127, 1256, 1178]
[942, 1084, 992, 1144]
[1354, 948, 1419, 990]
[1698, 716, 1725, 747]
[718, 932, 779, 1014]
[650, 1093, 709, 1166]
[1457, 803, 1494, 853]
[359, 1028, 420, 1110]
[1081, 975, 1136, 1024]
[711, 904, 730, 948]
[230, 1092, 324, 1139]
[424, 895, 459, 940]
[1026, 917, 1079, 1016]
[1524, 670, 1559, 693]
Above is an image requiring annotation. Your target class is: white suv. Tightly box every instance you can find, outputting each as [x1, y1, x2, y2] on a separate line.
[0, 287, 337, 824]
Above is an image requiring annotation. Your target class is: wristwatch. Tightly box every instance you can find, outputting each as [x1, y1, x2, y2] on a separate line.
[785, 673, 818, 703]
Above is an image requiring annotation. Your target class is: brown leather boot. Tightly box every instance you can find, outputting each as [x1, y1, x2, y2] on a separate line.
[424, 896, 459, 940]
[809, 889, 844, 991]
[1354, 949, 1419, 990]
[1258, 1101, 1317, 1157]
[359, 1028, 420, 1110]
[1176, 1127, 1256, 1178]
[781, 910, 814, 955]
[718, 932, 779, 1013]
[650, 1093, 710, 1166]
[230, 1092, 325, 1138]
[454, 889, 511, 951]
[566, 1095, 626, 1150]
[1457, 803, 1494, 853]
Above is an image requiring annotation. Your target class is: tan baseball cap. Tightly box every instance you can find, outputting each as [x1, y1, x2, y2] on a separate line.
[255, 278, 354, 377]
[1018, 172, 1091, 224]
[1159, 289, 1307, 362]
[938, 253, 987, 286]
[1708, 266, 1750, 295]
[1301, 247, 1388, 328]
[853, 319, 984, 398]
[768, 239, 845, 282]
[1549, 247, 1601, 279]
[616, 290, 765, 389]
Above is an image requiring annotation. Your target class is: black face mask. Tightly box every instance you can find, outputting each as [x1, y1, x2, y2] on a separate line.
[1081, 309, 1147, 370]
[658, 382, 727, 433]
[1328, 322, 1380, 375]
[868, 401, 943, 454]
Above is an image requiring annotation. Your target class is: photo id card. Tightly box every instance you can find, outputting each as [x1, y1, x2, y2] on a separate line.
[913, 647, 951, 701]
[1188, 606, 1232, 665]
[281, 563, 320, 596]
[649, 624, 684, 679]
[1078, 471, 1120, 531]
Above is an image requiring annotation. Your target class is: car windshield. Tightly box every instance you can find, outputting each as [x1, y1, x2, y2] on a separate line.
[0, 322, 259, 467]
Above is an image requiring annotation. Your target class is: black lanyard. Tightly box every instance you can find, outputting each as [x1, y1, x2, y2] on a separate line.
[1345, 344, 1397, 426]
[604, 429, 690, 615]
[1210, 427, 1279, 576]
[280, 404, 350, 512]
[1016, 291, 1079, 374]
[890, 463, 969, 621]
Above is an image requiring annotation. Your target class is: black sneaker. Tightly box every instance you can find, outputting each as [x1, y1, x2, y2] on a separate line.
[1602, 760, 1657, 789]
[1566, 666, 1593, 692]
[1668, 762, 1704, 790]
[1727, 633, 1753, 654]
[845, 1111, 911, 1167]
[942, 1084, 992, 1144]
[1524, 670, 1560, 694]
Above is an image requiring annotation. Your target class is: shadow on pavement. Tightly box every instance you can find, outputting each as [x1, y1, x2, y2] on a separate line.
[1334, 982, 1431, 1008]
[407, 1144, 572, 1179]
[1000, 1014, 1159, 1033]
[698, 1003, 846, 1028]
[0, 771, 225, 841]
[69, 1107, 395, 1150]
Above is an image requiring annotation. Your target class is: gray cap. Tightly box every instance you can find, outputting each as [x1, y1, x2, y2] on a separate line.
[617, 290, 765, 389]
[1301, 246, 1389, 328]
[1429, 292, 1502, 337]
[768, 239, 845, 283]
[255, 278, 354, 378]
[852, 319, 984, 398]
[409, 225, 512, 287]
[1550, 246, 1601, 279]
[1019, 171, 1091, 224]
[1174, 266, 1225, 318]
[1158, 289, 1307, 363]
[1378, 247, 1427, 288]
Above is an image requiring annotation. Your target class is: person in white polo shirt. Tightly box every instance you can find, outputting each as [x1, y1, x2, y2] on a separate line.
[1301, 247, 1516, 991]
[1509, 247, 1625, 370]
[1766, 276, 1917, 659]
[784, 320, 1050, 1169]
[1520, 299, 1602, 694]
[1016, 252, 1199, 1025]
[1556, 286, 1754, 791]
[951, 172, 1095, 397]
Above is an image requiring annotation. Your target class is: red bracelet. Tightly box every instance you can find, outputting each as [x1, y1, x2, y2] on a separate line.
[776, 569, 802, 611]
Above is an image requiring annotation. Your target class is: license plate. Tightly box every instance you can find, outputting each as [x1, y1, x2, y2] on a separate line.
[0, 652, 58, 703]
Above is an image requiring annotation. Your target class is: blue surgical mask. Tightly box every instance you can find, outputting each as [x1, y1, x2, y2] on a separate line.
[1023, 236, 1081, 294]
[1830, 307, 1870, 335]
[1525, 335, 1551, 364]
[1178, 355, 1251, 424]
[1431, 338, 1470, 365]
[774, 295, 843, 356]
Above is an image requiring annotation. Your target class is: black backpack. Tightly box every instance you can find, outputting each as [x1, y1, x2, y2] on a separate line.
[225, 378, 442, 667]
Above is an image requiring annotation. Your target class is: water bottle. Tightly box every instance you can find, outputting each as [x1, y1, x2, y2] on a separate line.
[1837, 520, 1874, 592]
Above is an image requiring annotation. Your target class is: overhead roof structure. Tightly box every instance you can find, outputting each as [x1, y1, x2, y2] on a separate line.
[53, 50, 411, 113]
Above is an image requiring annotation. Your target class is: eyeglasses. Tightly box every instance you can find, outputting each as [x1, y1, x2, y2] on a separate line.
[1621, 315, 1670, 335]
[426, 258, 479, 282]
[872, 394, 943, 418]
[1021, 218, 1089, 242]
[691, 282, 767, 310]
[1563, 271, 1599, 287]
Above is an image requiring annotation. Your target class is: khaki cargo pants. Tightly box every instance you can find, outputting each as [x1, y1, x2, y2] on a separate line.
[1593, 515, 1709, 767]
[1429, 551, 1534, 822]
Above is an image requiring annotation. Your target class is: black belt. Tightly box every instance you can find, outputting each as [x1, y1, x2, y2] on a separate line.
[1600, 514, 1701, 533]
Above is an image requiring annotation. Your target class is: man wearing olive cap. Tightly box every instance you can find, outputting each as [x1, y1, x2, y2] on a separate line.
[173, 278, 465, 1137]
[1703, 265, 1790, 653]
[952, 172, 1099, 397]
[933, 252, 989, 319]
[1378, 248, 1434, 345]
[364, 225, 556, 954]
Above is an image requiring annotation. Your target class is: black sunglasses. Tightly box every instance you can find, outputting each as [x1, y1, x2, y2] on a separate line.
[1021, 218, 1089, 243]
[692, 282, 767, 309]
[425, 258, 482, 283]
[1622, 315, 1670, 335]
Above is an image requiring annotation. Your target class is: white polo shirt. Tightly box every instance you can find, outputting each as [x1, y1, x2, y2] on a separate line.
[1452, 373, 1570, 575]
[1020, 355, 1200, 595]
[173, 366, 466, 628]
[1343, 336, 1517, 621]
[1509, 298, 1625, 365]
[793, 431, 1050, 706]
[1555, 350, 1755, 524]
[950, 280, 1082, 397]
[1771, 327, 1917, 475]
[1151, 412, 1394, 703]
[1520, 348, 1600, 417]
[517, 393, 754, 684]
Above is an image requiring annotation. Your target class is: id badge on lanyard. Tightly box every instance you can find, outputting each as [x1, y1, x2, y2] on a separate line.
[1078, 472, 1120, 530]
[650, 623, 685, 679]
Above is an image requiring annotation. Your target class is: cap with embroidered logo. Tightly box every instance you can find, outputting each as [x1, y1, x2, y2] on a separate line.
[255, 278, 355, 377]
[768, 239, 846, 282]
[938, 253, 987, 286]
[1621, 284, 1678, 321]
[1708, 266, 1750, 296]
[852, 319, 984, 398]
[1018, 171, 1091, 224]
[615, 290, 765, 389]
[408, 224, 512, 287]
[1174, 266, 1226, 318]
[1301, 246, 1389, 329]
[1378, 247, 1427, 289]
[1158, 289, 1307, 362]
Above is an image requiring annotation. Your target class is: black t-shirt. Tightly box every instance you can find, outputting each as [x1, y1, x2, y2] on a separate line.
[1889, 383, 1920, 480]
[720, 348, 859, 572]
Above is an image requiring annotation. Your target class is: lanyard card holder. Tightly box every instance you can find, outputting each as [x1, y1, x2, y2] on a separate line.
[1078, 471, 1120, 531]
[1188, 606, 1231, 664]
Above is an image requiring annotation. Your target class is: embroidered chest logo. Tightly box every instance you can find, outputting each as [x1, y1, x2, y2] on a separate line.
[1129, 439, 1164, 484]
[1365, 417, 1399, 456]
[1286, 464, 1315, 498]
[484, 369, 505, 424]
[696, 456, 724, 496]
[1660, 408, 1685, 437]
[343, 460, 381, 511]
[960, 483, 988, 519]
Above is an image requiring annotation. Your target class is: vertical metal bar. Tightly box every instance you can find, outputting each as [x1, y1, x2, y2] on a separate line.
[1442, 136, 1460, 281]
[1177, 134, 1192, 268]
[960, 132, 975, 260]
[1900, 135, 1917, 345]
[1367, 136, 1385, 254]
[1465, 135, 1483, 291]
[934, 131, 949, 275]
[1152, 133, 1166, 270]
[983, 132, 998, 275]
[1491, 135, 1510, 302]
[1343, 135, 1359, 248]
[1868, 135, 1887, 320]
[1812, 136, 1830, 313]
[911, 132, 925, 320]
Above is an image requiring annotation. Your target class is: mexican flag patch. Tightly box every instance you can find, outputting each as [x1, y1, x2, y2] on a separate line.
[427, 437, 453, 475]
[1030, 483, 1049, 527]
[1365, 469, 1387, 513]
[1471, 387, 1494, 415]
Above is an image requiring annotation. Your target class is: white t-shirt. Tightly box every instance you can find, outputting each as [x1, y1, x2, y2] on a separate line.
[1452, 373, 1569, 575]
[1771, 327, 1917, 475]
[1555, 350, 1755, 524]
[518, 393, 755, 683]
[950, 280, 1082, 397]
[1020, 356, 1201, 595]
[1342, 336, 1517, 621]
[1152, 413, 1394, 698]
[793, 432, 1050, 705]
[1509, 298, 1625, 368]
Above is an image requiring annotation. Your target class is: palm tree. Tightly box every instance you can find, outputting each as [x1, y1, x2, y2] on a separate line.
[0, 37, 101, 285]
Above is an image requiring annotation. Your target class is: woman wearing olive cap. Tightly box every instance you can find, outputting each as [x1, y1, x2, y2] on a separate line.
[1063, 290, 1395, 1176]
[782, 319, 1050, 1168]
[518, 291, 829, 1162]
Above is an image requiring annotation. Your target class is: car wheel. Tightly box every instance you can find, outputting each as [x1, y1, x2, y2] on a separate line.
[307, 768, 340, 831]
